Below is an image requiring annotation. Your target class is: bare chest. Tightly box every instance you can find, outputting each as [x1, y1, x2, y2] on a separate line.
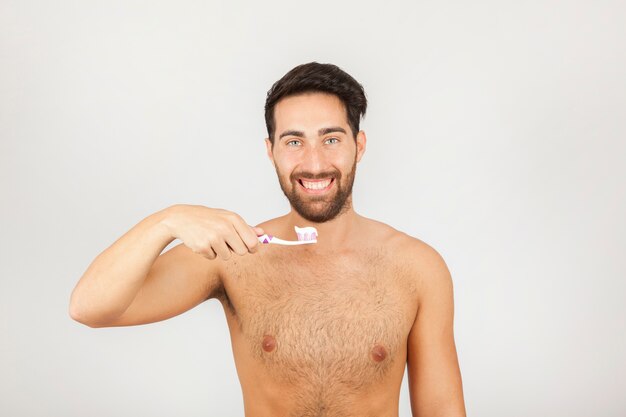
[219, 247, 419, 390]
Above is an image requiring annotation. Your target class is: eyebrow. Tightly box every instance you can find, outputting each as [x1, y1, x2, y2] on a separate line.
[278, 126, 347, 140]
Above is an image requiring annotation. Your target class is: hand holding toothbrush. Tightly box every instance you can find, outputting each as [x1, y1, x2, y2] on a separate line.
[162, 205, 265, 260]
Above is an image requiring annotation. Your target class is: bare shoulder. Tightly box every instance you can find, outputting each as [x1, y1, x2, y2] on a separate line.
[360, 217, 433, 255]
[398, 234, 454, 308]
[363, 217, 453, 294]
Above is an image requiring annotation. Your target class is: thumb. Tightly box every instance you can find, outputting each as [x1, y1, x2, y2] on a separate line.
[252, 226, 265, 236]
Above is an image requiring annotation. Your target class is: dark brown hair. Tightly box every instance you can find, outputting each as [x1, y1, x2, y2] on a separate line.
[264, 62, 367, 145]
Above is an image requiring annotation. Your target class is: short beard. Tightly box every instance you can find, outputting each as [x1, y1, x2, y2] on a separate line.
[276, 159, 357, 223]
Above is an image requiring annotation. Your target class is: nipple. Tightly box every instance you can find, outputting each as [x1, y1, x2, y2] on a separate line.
[262, 335, 276, 353]
[371, 344, 387, 362]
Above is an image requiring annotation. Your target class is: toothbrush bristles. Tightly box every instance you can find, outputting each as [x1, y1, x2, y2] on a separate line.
[295, 226, 318, 242]
[297, 232, 316, 241]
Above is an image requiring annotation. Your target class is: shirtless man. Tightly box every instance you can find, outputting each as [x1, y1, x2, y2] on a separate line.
[69, 62, 466, 417]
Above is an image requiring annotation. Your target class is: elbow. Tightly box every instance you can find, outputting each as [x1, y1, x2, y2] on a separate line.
[68, 296, 110, 328]
[69, 290, 89, 325]
[68, 303, 97, 327]
[69, 309, 110, 328]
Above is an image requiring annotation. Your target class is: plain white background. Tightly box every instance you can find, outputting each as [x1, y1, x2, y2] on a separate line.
[1, 1, 624, 416]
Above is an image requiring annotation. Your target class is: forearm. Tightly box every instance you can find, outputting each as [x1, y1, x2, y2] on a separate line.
[69, 206, 176, 325]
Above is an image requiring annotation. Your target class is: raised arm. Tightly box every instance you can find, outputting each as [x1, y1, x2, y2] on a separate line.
[69, 205, 262, 327]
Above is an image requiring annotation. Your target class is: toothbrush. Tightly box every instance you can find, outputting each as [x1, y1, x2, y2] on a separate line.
[258, 226, 318, 245]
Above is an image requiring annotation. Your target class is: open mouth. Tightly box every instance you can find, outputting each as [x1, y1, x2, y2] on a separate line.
[298, 178, 334, 193]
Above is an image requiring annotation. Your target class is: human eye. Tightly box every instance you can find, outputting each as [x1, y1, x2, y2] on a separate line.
[325, 137, 339, 144]
[286, 139, 301, 146]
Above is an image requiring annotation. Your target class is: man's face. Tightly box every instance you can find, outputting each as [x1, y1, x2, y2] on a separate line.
[265, 92, 366, 223]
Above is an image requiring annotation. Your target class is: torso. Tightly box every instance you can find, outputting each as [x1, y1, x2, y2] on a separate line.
[214, 219, 422, 417]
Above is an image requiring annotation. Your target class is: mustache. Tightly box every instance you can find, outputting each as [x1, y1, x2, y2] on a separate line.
[290, 170, 342, 182]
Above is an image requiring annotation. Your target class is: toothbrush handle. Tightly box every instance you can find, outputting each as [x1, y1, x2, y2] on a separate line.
[271, 237, 316, 245]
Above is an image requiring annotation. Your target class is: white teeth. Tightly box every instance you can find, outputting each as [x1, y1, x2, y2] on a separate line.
[302, 179, 331, 190]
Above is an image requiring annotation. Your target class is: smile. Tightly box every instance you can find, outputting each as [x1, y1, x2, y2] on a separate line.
[298, 178, 334, 193]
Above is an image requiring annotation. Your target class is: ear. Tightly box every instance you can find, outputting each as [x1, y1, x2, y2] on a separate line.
[355, 130, 367, 163]
[265, 138, 275, 167]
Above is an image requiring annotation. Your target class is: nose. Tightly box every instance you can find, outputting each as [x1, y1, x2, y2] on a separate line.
[300, 144, 327, 175]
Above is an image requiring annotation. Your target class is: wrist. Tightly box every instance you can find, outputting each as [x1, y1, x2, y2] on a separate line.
[154, 204, 182, 241]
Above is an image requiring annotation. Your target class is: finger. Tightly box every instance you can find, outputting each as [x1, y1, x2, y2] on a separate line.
[231, 219, 262, 253]
[203, 247, 217, 260]
[223, 226, 249, 256]
[211, 238, 232, 260]
[195, 244, 216, 260]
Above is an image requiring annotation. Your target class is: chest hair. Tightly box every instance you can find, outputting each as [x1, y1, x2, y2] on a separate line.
[221, 247, 418, 389]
